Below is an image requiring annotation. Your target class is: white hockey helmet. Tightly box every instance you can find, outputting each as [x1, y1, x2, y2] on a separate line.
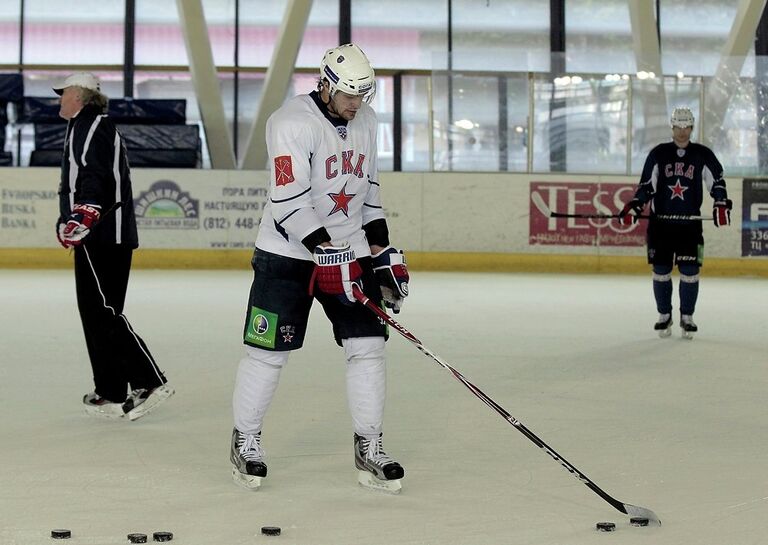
[671, 107, 694, 128]
[320, 43, 376, 103]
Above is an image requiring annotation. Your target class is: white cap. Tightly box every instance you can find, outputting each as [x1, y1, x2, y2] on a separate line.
[53, 72, 101, 96]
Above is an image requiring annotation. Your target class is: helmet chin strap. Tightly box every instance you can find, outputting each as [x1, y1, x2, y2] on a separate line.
[321, 86, 340, 118]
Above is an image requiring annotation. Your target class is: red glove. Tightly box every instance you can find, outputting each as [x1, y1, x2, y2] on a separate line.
[372, 246, 409, 313]
[59, 203, 101, 247]
[713, 199, 732, 227]
[55, 218, 68, 248]
[618, 199, 644, 226]
[311, 243, 363, 305]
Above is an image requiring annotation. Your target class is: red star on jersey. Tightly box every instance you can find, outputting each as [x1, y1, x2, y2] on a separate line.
[328, 184, 355, 217]
[668, 179, 688, 200]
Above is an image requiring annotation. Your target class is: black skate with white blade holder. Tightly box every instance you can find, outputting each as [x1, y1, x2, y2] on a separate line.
[354, 433, 404, 494]
[654, 314, 672, 338]
[680, 314, 697, 339]
[230, 428, 267, 490]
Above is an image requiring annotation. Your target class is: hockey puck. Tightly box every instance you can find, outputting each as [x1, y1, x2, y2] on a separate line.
[261, 526, 281, 536]
[128, 533, 148, 543]
[51, 529, 71, 539]
[152, 531, 173, 542]
[630, 517, 650, 527]
[596, 522, 616, 532]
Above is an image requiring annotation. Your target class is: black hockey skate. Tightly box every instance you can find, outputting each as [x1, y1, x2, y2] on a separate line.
[122, 384, 175, 421]
[654, 313, 672, 338]
[83, 391, 125, 419]
[680, 314, 698, 340]
[231, 428, 267, 490]
[354, 433, 404, 494]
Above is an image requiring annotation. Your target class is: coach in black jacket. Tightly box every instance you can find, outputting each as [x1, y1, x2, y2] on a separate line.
[55, 72, 174, 421]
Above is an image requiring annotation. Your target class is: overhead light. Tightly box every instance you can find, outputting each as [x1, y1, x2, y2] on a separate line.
[454, 119, 474, 130]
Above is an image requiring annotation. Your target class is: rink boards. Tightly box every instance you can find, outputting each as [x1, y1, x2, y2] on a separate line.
[0, 168, 766, 276]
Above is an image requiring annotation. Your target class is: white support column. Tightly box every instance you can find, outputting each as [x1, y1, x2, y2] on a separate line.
[176, 0, 236, 169]
[628, 0, 668, 153]
[240, 0, 313, 170]
[703, 0, 768, 146]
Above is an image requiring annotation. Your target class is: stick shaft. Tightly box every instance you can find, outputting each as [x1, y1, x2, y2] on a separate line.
[352, 285, 660, 523]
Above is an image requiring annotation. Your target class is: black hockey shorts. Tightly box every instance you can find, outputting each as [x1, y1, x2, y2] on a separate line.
[242, 248, 387, 351]
[646, 220, 704, 267]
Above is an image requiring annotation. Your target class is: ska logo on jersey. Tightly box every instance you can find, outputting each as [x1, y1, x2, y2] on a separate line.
[336, 126, 348, 140]
[328, 184, 355, 217]
[274, 155, 295, 186]
[669, 180, 688, 200]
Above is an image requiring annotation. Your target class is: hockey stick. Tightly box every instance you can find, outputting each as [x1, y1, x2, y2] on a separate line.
[531, 190, 710, 221]
[352, 284, 660, 525]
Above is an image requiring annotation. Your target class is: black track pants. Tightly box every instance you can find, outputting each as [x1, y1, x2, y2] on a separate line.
[74, 244, 166, 402]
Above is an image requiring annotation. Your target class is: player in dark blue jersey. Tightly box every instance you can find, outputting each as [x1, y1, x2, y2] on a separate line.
[618, 107, 732, 338]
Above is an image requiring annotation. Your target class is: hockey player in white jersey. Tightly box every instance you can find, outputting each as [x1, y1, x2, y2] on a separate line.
[230, 43, 409, 493]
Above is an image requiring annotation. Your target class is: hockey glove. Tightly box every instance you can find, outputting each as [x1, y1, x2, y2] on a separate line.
[371, 246, 409, 314]
[55, 217, 68, 248]
[311, 243, 363, 305]
[713, 198, 732, 227]
[59, 203, 101, 247]
[618, 198, 644, 226]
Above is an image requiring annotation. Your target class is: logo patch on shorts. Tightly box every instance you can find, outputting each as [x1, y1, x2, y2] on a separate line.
[280, 325, 296, 343]
[245, 306, 278, 348]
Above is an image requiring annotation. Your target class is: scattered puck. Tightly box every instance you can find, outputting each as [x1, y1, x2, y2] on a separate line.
[152, 531, 173, 542]
[128, 533, 148, 543]
[630, 517, 650, 527]
[51, 529, 71, 539]
[596, 522, 616, 532]
[261, 526, 281, 536]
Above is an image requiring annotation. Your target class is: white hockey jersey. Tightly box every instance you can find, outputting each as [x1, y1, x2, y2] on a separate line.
[255, 92, 386, 261]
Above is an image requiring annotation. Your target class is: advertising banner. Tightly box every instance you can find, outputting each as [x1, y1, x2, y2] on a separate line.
[741, 178, 768, 257]
[528, 181, 644, 247]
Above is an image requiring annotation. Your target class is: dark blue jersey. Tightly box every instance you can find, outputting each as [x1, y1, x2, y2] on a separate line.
[635, 141, 728, 218]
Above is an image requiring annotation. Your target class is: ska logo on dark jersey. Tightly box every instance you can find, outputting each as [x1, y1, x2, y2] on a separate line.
[677, 148, 686, 157]
[336, 126, 348, 140]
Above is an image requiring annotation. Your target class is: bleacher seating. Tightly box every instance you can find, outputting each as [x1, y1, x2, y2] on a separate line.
[0, 73, 24, 167]
[19, 95, 201, 168]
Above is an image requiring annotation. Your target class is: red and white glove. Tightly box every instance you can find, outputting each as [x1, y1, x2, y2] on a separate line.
[311, 243, 363, 305]
[618, 198, 644, 226]
[713, 199, 732, 227]
[372, 246, 409, 313]
[58, 203, 101, 248]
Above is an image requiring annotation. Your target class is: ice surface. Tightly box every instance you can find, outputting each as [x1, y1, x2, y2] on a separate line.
[1, 269, 766, 545]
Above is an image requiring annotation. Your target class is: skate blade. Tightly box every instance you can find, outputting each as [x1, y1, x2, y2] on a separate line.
[657, 327, 672, 338]
[232, 467, 262, 490]
[126, 386, 175, 421]
[84, 406, 125, 419]
[681, 330, 695, 340]
[357, 470, 402, 494]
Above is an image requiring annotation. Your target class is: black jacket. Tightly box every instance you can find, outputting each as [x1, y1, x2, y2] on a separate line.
[57, 104, 139, 247]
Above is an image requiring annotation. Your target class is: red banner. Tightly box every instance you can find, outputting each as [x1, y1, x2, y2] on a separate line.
[529, 181, 645, 247]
